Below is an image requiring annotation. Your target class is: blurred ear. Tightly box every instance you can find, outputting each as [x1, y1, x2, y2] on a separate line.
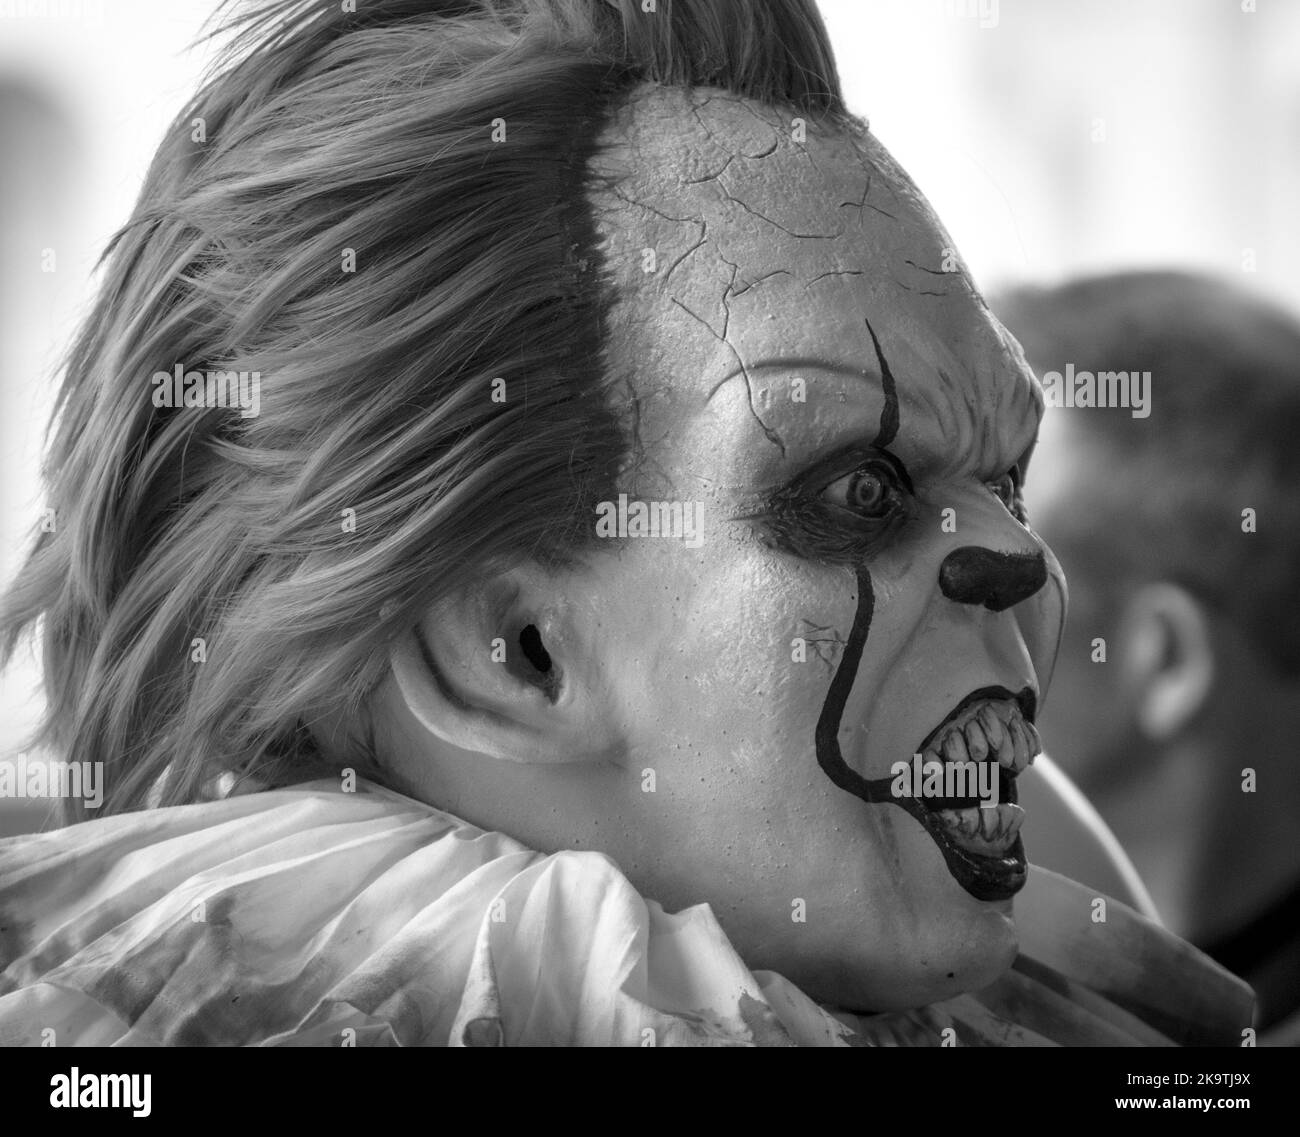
[387, 565, 620, 764]
[1116, 582, 1215, 741]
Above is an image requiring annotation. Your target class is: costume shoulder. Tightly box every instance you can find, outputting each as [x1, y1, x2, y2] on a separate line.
[924, 866, 1254, 1046]
[1015, 752, 1159, 919]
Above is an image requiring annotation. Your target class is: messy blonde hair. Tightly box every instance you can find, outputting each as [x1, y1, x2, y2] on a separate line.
[1, 0, 845, 820]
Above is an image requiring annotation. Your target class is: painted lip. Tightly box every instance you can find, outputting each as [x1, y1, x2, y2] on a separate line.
[905, 685, 1038, 902]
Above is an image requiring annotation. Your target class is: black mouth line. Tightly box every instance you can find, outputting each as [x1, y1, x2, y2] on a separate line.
[810, 351, 1040, 903]
[805, 341, 1032, 901]
[816, 674, 1036, 902]
[918, 812, 1027, 901]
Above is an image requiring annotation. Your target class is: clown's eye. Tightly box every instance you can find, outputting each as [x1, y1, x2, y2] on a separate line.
[822, 460, 905, 522]
[988, 465, 1027, 521]
[750, 445, 915, 565]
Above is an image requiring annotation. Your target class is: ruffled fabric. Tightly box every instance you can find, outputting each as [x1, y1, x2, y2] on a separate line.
[0, 778, 1251, 1046]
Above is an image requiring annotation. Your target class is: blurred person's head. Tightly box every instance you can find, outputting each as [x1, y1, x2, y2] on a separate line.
[997, 271, 1300, 1024]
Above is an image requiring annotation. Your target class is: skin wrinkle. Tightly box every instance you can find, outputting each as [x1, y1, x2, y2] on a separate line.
[904, 258, 952, 277]
[839, 131, 902, 219]
[799, 618, 849, 673]
[842, 125, 921, 229]
[730, 269, 793, 297]
[805, 270, 864, 289]
[888, 272, 952, 298]
[686, 88, 783, 163]
[663, 227, 709, 285]
[604, 167, 790, 476]
[609, 104, 845, 459]
[683, 154, 735, 185]
[614, 147, 879, 461]
[681, 239, 790, 454]
[713, 174, 843, 240]
[617, 375, 676, 493]
[597, 90, 1039, 494]
[673, 293, 787, 456]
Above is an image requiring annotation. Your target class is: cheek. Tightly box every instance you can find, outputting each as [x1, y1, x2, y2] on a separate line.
[597, 540, 926, 878]
[590, 540, 1018, 1002]
[607, 541, 861, 758]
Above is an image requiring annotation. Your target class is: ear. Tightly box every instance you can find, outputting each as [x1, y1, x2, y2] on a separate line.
[387, 565, 621, 764]
[1116, 582, 1215, 741]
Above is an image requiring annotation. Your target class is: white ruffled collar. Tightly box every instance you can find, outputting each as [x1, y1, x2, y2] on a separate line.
[0, 778, 1252, 1046]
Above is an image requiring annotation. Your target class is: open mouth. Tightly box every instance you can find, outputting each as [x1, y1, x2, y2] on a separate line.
[906, 685, 1040, 902]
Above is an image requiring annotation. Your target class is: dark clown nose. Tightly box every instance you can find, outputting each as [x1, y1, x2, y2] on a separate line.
[938, 547, 1048, 612]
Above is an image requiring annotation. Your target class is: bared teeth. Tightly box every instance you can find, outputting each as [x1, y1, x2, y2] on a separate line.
[1001, 804, 1026, 840]
[1007, 718, 1031, 774]
[977, 705, 1005, 750]
[935, 802, 1026, 854]
[943, 731, 969, 765]
[979, 807, 1000, 840]
[921, 699, 1039, 780]
[990, 721, 1016, 770]
[1023, 721, 1042, 765]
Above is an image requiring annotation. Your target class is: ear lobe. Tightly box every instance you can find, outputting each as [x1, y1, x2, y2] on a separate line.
[1119, 583, 1215, 741]
[387, 571, 619, 765]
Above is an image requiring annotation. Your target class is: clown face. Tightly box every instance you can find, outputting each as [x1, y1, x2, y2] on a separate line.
[379, 86, 1065, 1011]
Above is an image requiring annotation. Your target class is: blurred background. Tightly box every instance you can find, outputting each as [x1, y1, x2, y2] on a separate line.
[2, 0, 1298, 1035]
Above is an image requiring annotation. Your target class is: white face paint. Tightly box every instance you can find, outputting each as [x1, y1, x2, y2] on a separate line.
[379, 86, 1065, 1012]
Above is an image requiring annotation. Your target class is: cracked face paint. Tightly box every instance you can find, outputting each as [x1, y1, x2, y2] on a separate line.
[394, 87, 1066, 1013]
[571, 86, 1068, 1009]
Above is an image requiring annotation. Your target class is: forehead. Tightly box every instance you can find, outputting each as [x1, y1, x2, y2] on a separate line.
[588, 86, 1040, 491]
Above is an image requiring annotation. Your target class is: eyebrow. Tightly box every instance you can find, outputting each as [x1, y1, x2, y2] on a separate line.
[710, 353, 1040, 481]
[705, 357, 882, 462]
[713, 313, 902, 447]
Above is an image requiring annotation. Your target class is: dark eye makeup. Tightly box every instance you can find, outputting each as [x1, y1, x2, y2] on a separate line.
[741, 435, 1035, 563]
[752, 443, 917, 564]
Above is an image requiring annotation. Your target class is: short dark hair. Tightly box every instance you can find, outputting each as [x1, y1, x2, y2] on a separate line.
[996, 270, 1300, 673]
